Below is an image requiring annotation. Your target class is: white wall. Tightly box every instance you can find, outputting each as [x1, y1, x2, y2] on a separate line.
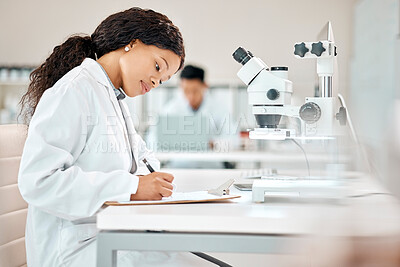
[350, 0, 400, 196]
[351, 0, 399, 147]
[0, 0, 356, 103]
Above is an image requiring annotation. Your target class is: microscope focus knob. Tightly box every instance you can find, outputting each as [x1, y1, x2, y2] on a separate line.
[335, 107, 347, 126]
[267, 89, 280, 100]
[294, 42, 309, 57]
[299, 102, 321, 124]
[311, 41, 326, 57]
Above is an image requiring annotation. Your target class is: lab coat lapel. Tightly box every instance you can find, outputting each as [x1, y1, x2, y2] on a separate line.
[106, 87, 129, 136]
[118, 101, 138, 173]
[81, 59, 128, 138]
[105, 87, 137, 174]
[81, 58, 135, 172]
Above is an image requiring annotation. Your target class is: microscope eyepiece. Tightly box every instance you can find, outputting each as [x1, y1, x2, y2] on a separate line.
[233, 47, 253, 65]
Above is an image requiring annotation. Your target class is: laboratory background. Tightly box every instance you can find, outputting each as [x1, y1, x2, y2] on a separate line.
[1, 0, 400, 266]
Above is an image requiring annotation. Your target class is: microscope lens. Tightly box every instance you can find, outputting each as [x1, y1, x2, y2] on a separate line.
[233, 47, 253, 65]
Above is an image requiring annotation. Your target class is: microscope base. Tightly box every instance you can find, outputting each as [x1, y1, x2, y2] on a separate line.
[249, 128, 296, 140]
[252, 179, 343, 203]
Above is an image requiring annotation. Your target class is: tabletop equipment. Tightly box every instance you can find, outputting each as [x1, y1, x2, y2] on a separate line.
[232, 22, 346, 141]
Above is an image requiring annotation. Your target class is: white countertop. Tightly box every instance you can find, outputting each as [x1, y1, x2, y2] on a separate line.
[97, 169, 400, 238]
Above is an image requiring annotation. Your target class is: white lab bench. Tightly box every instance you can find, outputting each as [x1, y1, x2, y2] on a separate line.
[96, 169, 400, 267]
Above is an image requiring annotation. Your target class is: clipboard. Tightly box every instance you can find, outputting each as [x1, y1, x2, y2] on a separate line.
[105, 191, 241, 206]
[105, 179, 240, 206]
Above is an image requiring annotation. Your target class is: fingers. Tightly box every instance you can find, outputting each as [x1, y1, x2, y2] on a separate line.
[155, 172, 174, 182]
[155, 176, 173, 197]
[157, 177, 173, 190]
[132, 172, 175, 201]
[159, 186, 173, 197]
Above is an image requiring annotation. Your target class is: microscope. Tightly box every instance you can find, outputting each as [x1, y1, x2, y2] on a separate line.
[232, 22, 346, 140]
[232, 22, 347, 202]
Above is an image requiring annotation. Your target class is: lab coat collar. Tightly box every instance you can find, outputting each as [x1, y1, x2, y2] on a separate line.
[81, 58, 114, 89]
[80, 57, 126, 120]
[80, 58, 127, 117]
[80, 58, 124, 112]
[80, 58, 125, 97]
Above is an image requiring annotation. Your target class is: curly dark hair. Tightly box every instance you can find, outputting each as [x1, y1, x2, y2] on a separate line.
[20, 7, 185, 123]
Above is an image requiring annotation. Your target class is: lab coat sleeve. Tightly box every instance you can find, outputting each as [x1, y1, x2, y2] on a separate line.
[18, 84, 139, 221]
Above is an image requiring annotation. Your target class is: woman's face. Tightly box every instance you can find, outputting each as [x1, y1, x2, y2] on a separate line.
[119, 40, 181, 97]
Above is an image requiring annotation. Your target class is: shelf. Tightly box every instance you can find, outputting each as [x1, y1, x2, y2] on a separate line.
[0, 80, 29, 86]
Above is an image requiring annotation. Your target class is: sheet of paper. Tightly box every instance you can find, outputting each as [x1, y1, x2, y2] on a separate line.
[106, 191, 240, 206]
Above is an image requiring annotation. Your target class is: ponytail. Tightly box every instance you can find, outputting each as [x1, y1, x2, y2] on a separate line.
[19, 35, 95, 124]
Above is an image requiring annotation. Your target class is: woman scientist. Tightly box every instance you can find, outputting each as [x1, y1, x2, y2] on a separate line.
[18, 7, 201, 267]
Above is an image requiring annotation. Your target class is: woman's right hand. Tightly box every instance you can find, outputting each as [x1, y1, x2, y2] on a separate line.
[130, 172, 174, 201]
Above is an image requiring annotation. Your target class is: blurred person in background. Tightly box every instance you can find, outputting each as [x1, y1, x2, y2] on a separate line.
[150, 65, 238, 168]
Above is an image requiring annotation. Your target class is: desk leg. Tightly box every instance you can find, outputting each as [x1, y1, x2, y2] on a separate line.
[97, 231, 118, 267]
[191, 252, 233, 267]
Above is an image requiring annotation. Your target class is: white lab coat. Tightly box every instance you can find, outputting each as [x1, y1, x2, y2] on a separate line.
[17, 58, 180, 266]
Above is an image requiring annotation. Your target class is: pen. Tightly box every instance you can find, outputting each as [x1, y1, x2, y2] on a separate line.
[142, 158, 155, 173]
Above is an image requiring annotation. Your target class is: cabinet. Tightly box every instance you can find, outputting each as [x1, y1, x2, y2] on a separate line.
[0, 81, 29, 124]
[0, 66, 32, 124]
